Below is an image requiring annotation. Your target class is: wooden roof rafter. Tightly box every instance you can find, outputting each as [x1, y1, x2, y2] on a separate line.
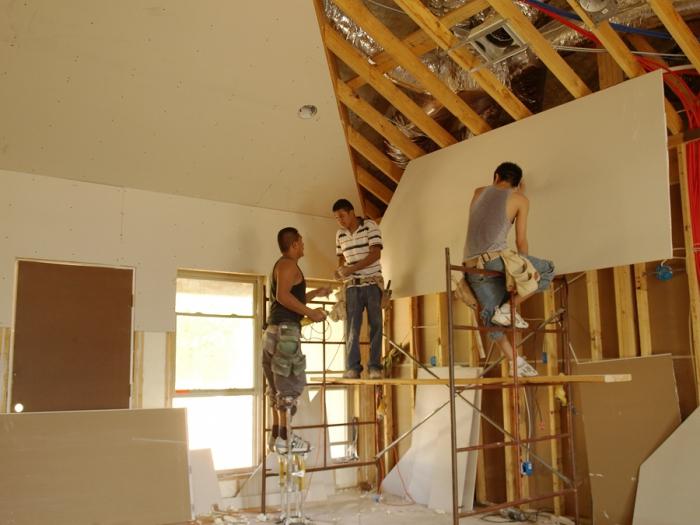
[393, 0, 532, 120]
[564, 0, 683, 134]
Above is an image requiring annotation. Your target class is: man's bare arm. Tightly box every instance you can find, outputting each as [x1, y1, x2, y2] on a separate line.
[514, 196, 530, 255]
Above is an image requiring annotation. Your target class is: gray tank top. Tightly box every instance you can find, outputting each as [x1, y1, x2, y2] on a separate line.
[463, 186, 513, 260]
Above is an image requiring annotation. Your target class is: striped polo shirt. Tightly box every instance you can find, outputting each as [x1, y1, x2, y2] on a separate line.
[336, 218, 383, 282]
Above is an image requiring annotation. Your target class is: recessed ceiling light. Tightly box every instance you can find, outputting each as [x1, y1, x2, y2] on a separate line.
[14, 403, 24, 413]
[298, 105, 318, 119]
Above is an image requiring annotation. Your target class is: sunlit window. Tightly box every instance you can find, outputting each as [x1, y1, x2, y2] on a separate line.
[175, 273, 259, 471]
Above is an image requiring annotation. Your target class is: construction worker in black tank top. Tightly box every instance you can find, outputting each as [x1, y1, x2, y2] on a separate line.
[262, 227, 330, 454]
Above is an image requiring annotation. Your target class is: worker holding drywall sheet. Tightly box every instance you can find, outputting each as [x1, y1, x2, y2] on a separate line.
[262, 227, 330, 454]
[332, 198, 386, 380]
[462, 162, 554, 377]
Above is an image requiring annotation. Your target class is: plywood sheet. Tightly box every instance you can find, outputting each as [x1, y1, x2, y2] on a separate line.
[572, 356, 680, 525]
[381, 72, 671, 298]
[0, 408, 191, 525]
[633, 407, 700, 525]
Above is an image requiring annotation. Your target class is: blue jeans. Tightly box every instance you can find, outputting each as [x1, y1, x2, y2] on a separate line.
[466, 255, 555, 340]
[345, 284, 383, 372]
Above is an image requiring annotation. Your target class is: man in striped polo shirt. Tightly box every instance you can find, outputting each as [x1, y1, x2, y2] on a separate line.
[332, 199, 384, 380]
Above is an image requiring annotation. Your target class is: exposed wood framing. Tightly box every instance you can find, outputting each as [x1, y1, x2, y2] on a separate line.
[585, 271, 603, 361]
[393, 0, 531, 120]
[409, 296, 420, 408]
[131, 331, 145, 409]
[634, 263, 653, 357]
[336, 80, 425, 160]
[437, 292, 450, 366]
[346, 0, 490, 90]
[346, 126, 403, 184]
[543, 288, 562, 514]
[324, 23, 457, 149]
[383, 302, 395, 473]
[596, 52, 639, 358]
[501, 360, 516, 502]
[312, 0, 377, 216]
[648, 0, 700, 74]
[332, 0, 491, 135]
[309, 374, 631, 386]
[165, 331, 176, 408]
[0, 327, 11, 414]
[677, 145, 700, 404]
[613, 266, 638, 357]
[565, 0, 683, 134]
[486, 0, 591, 98]
[356, 165, 393, 205]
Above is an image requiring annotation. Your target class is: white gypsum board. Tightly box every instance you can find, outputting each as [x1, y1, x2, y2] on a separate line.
[381, 71, 671, 299]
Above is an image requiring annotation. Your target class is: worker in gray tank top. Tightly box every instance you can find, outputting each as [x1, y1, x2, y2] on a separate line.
[462, 162, 556, 377]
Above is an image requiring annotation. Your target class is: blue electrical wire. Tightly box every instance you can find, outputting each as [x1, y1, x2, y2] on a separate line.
[523, 0, 673, 41]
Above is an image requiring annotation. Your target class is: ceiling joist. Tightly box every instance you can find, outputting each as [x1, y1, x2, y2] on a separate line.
[346, 125, 404, 184]
[345, 0, 490, 91]
[323, 21, 457, 148]
[356, 165, 393, 205]
[332, 0, 491, 135]
[393, 0, 531, 120]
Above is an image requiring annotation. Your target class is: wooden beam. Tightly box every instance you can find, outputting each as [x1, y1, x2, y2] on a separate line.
[501, 361, 516, 502]
[346, 126, 403, 184]
[565, 0, 683, 134]
[648, 0, 700, 74]
[585, 271, 603, 361]
[165, 331, 176, 408]
[613, 266, 638, 358]
[393, 0, 531, 120]
[346, 0, 491, 90]
[333, 0, 491, 135]
[634, 263, 653, 357]
[324, 23, 457, 148]
[0, 327, 10, 414]
[131, 331, 145, 409]
[363, 195, 383, 220]
[437, 293, 450, 366]
[312, 0, 375, 217]
[543, 288, 562, 514]
[336, 79, 426, 160]
[486, 0, 591, 98]
[676, 145, 700, 404]
[356, 165, 393, 205]
[668, 128, 700, 149]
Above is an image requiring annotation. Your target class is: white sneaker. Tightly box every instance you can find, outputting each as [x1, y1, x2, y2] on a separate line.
[275, 433, 311, 454]
[509, 356, 538, 377]
[492, 303, 529, 329]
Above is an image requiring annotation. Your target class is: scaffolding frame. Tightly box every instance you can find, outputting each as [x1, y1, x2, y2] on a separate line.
[444, 247, 579, 523]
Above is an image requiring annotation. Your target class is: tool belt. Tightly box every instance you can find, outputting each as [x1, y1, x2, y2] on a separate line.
[463, 251, 502, 269]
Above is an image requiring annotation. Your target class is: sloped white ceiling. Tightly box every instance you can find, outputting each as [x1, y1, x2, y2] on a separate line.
[0, 0, 357, 217]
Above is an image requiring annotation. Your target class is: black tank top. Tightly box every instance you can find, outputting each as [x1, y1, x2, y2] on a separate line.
[267, 257, 306, 326]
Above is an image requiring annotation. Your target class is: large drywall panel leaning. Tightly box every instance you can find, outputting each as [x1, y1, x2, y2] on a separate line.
[381, 71, 670, 298]
[633, 407, 700, 525]
[0, 408, 191, 525]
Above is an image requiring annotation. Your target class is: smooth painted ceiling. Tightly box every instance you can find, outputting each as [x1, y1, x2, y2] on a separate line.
[0, 1, 357, 217]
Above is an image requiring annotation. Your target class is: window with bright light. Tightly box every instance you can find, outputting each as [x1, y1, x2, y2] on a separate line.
[174, 272, 260, 472]
[301, 281, 350, 460]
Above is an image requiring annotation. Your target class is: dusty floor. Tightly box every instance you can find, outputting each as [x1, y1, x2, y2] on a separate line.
[232, 491, 574, 525]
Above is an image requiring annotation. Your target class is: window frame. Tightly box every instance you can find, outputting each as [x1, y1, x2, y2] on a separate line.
[174, 269, 265, 476]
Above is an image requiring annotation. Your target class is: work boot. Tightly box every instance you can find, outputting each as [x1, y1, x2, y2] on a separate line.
[343, 369, 361, 379]
[368, 368, 384, 380]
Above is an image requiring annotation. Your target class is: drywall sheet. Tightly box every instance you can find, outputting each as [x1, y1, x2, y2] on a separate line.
[633, 407, 700, 525]
[382, 367, 481, 513]
[381, 71, 671, 298]
[572, 355, 680, 525]
[190, 448, 222, 518]
[0, 169, 338, 331]
[0, 408, 191, 525]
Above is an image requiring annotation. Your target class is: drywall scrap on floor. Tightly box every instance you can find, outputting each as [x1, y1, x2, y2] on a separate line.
[633, 407, 700, 525]
[190, 448, 223, 518]
[381, 367, 482, 513]
[572, 355, 680, 525]
[0, 408, 191, 525]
